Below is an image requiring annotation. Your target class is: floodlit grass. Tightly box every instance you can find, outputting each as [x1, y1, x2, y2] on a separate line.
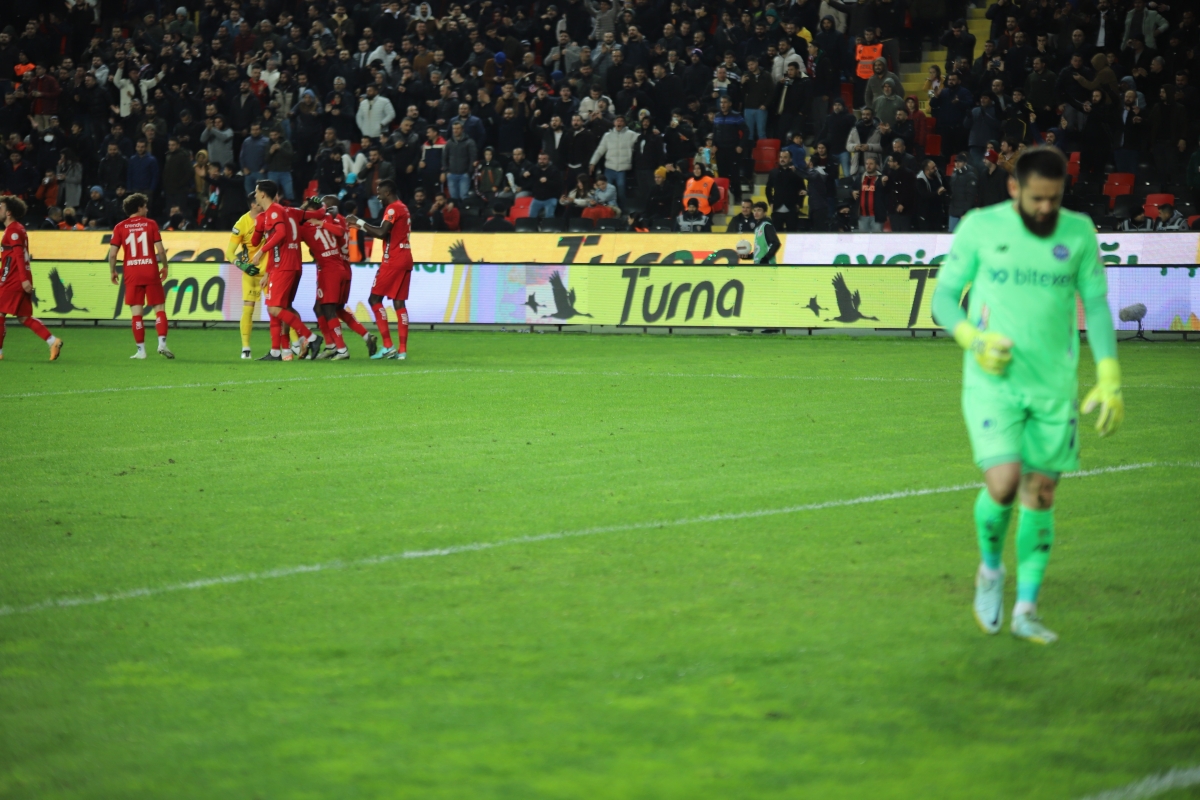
[1, 328, 1197, 799]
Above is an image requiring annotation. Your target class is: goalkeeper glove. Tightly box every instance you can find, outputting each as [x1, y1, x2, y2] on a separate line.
[1082, 357, 1123, 437]
[234, 255, 260, 276]
[953, 321, 1013, 376]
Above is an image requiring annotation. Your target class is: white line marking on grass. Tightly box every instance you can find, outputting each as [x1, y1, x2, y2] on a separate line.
[1, 368, 1195, 400]
[1079, 766, 1200, 800]
[2, 462, 1186, 619]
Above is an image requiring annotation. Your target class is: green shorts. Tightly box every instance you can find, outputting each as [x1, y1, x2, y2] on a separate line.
[962, 383, 1080, 476]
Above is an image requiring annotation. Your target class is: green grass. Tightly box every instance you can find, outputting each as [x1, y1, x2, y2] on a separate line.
[1, 328, 1198, 799]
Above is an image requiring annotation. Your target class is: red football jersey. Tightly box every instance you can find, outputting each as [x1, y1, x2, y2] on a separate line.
[254, 203, 304, 271]
[111, 215, 163, 276]
[381, 200, 411, 267]
[299, 211, 350, 274]
[0, 221, 31, 290]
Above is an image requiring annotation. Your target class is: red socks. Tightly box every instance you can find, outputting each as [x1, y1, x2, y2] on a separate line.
[131, 314, 145, 344]
[23, 318, 52, 341]
[338, 308, 368, 337]
[328, 322, 346, 350]
[155, 310, 168, 339]
[0, 316, 6, 348]
[397, 308, 409, 353]
[316, 315, 331, 340]
[277, 309, 311, 339]
[371, 303, 393, 349]
[269, 317, 282, 351]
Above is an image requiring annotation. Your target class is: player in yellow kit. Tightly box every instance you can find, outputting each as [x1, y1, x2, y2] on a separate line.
[227, 193, 264, 359]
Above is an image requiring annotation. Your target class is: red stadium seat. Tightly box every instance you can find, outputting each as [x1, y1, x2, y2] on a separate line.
[840, 82, 854, 109]
[712, 179, 730, 214]
[1066, 161, 1080, 181]
[944, 155, 956, 176]
[924, 134, 941, 157]
[1102, 182, 1131, 209]
[1106, 172, 1134, 187]
[756, 138, 781, 151]
[1069, 151, 1081, 164]
[924, 116, 937, 134]
[754, 146, 779, 173]
[507, 196, 533, 222]
[1190, 214, 1200, 229]
[1145, 193, 1174, 208]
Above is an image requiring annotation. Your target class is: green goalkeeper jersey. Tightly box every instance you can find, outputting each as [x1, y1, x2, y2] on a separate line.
[941, 202, 1108, 399]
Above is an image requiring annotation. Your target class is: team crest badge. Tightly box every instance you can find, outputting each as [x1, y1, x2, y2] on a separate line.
[1052, 245, 1069, 260]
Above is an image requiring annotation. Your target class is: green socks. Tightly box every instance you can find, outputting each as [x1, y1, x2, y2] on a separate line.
[1016, 506, 1055, 604]
[974, 489, 1013, 571]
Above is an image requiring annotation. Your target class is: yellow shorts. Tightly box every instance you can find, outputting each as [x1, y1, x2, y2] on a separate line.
[242, 271, 263, 303]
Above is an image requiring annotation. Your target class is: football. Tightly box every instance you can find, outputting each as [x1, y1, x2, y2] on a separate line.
[735, 239, 753, 257]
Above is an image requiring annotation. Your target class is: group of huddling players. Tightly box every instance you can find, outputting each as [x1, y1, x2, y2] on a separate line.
[0, 179, 414, 361]
[1, 0, 1197, 238]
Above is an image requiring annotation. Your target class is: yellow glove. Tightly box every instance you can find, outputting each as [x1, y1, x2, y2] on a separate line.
[1082, 357, 1123, 437]
[953, 321, 1013, 376]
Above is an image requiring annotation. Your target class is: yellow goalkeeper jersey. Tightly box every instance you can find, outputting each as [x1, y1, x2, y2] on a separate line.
[226, 211, 262, 263]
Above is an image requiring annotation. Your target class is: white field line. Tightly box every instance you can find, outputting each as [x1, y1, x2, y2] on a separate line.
[0, 461, 1184, 619]
[1079, 765, 1200, 800]
[1, 367, 1196, 400]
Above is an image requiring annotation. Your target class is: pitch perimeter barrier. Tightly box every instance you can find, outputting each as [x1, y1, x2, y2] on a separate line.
[24, 260, 1200, 332]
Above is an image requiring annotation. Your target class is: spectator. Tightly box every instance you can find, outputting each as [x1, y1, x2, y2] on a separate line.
[881, 154, 915, 231]
[96, 144, 127, 198]
[930, 73, 974, 160]
[528, 152, 563, 219]
[864, 57, 902, 109]
[914, 159, 947, 232]
[1119, 207, 1154, 231]
[482, 204, 516, 232]
[126, 139, 159, 197]
[264, 131, 295, 202]
[645, 167, 679, 222]
[853, 155, 886, 232]
[966, 93, 1002, 167]
[765, 150, 806, 232]
[201, 116, 235, 170]
[676, 197, 711, 231]
[356, 84, 396, 140]
[1153, 203, 1189, 231]
[818, 98, 855, 179]
[847, 107, 882, 177]
[443, 122, 478, 202]
[682, 162, 719, 218]
[740, 55, 774, 142]
[947, 154, 979, 231]
[727, 199, 759, 233]
[1123, 0, 1170, 50]
[239, 122, 269, 194]
[771, 62, 809, 142]
[978, 148, 1009, 206]
[589, 114, 638, 209]
[56, 149, 83, 209]
[872, 79, 905, 129]
[161, 139, 194, 216]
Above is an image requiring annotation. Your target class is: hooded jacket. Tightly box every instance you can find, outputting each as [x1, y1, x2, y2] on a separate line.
[864, 59, 902, 108]
[846, 117, 882, 176]
[1074, 53, 1120, 103]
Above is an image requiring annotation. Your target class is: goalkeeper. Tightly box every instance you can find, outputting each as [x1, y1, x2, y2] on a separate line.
[932, 147, 1123, 646]
[226, 192, 266, 358]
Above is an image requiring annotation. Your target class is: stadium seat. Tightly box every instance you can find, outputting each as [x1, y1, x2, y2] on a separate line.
[514, 217, 539, 232]
[538, 217, 566, 232]
[1066, 160, 1080, 182]
[712, 180, 729, 214]
[1145, 192, 1174, 209]
[507, 196, 533, 222]
[460, 215, 484, 231]
[944, 155, 956, 176]
[840, 82, 854, 109]
[1102, 181, 1132, 209]
[597, 218, 626, 231]
[1106, 172, 1135, 187]
[924, 116, 937, 134]
[1190, 215, 1200, 230]
[568, 217, 595, 232]
[753, 145, 779, 173]
[1069, 151, 1081, 164]
[924, 134, 941, 157]
[756, 138, 781, 151]
[650, 220, 674, 232]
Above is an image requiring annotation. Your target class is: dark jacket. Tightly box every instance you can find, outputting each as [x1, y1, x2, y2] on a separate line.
[818, 109, 856, 155]
[947, 163, 980, 217]
[765, 164, 806, 212]
[530, 163, 563, 201]
[979, 162, 1009, 206]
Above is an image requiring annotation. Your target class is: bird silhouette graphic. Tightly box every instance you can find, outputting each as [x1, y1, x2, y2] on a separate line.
[48, 268, 88, 313]
[542, 271, 591, 319]
[805, 296, 826, 316]
[525, 293, 543, 313]
[448, 240, 483, 264]
[824, 273, 877, 323]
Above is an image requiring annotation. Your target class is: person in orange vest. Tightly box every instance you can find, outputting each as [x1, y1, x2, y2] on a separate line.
[854, 29, 884, 108]
[682, 163, 720, 216]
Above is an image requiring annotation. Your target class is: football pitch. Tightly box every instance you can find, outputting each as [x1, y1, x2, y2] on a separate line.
[1, 328, 1198, 799]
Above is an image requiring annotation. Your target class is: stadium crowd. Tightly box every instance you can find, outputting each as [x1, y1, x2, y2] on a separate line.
[0, 0, 1198, 235]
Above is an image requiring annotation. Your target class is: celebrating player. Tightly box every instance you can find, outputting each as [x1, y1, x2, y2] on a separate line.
[250, 180, 323, 361]
[300, 196, 378, 360]
[932, 148, 1124, 645]
[108, 193, 174, 359]
[347, 179, 411, 360]
[0, 195, 63, 361]
[227, 192, 265, 359]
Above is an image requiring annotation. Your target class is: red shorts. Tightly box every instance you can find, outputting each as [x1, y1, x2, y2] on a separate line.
[372, 265, 413, 301]
[316, 267, 349, 306]
[0, 288, 33, 317]
[124, 272, 166, 307]
[267, 269, 301, 308]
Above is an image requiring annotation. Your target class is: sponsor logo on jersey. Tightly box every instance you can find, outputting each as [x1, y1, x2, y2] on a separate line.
[988, 269, 1009, 283]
